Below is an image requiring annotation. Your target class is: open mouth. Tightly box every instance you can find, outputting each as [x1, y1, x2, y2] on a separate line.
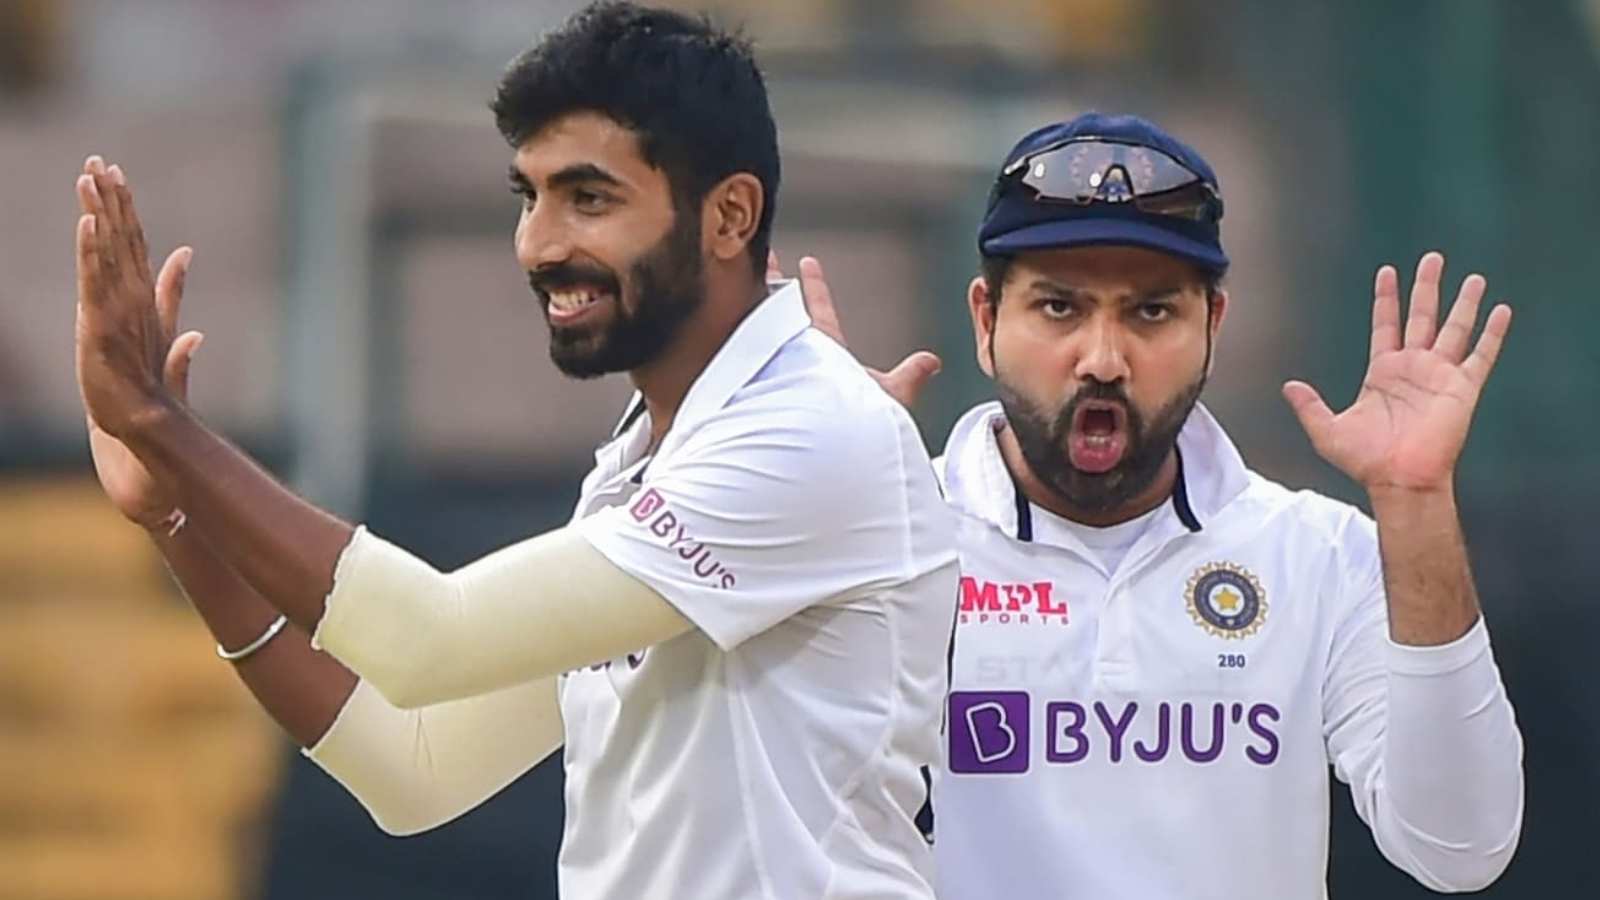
[544, 285, 615, 325]
[1068, 400, 1129, 474]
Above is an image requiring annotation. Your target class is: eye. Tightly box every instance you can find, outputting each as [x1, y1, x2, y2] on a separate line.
[1039, 298, 1075, 319]
[1137, 302, 1174, 322]
[574, 188, 610, 212]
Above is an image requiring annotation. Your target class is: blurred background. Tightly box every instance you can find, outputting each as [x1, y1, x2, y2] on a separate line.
[1, 0, 1595, 897]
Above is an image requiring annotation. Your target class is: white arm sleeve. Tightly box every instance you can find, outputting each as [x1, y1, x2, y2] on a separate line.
[1323, 514, 1525, 892]
[311, 527, 693, 708]
[303, 676, 563, 836]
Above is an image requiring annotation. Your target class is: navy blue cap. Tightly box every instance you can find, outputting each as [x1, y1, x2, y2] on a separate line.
[978, 112, 1229, 274]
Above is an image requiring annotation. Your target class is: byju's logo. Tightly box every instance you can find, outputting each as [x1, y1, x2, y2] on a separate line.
[626, 488, 737, 589]
[948, 691, 1030, 774]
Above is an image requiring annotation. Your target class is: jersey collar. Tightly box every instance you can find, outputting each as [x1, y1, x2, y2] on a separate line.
[607, 279, 811, 473]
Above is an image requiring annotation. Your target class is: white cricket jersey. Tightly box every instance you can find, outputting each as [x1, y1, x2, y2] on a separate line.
[929, 401, 1523, 900]
[561, 281, 960, 900]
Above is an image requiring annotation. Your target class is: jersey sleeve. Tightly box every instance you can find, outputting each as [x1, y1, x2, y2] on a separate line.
[575, 393, 920, 651]
[1321, 509, 1524, 891]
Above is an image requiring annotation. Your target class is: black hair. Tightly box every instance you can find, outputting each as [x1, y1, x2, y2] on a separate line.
[491, 1, 780, 275]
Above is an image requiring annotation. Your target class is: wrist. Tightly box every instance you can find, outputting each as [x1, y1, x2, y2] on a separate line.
[123, 391, 183, 440]
[1365, 481, 1457, 513]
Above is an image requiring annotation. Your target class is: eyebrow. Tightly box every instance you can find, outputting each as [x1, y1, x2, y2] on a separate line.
[548, 163, 625, 191]
[1131, 285, 1187, 303]
[1025, 278, 1188, 303]
[507, 163, 626, 193]
[1026, 278, 1089, 299]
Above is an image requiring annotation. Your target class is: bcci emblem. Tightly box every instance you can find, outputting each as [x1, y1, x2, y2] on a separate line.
[1185, 561, 1267, 639]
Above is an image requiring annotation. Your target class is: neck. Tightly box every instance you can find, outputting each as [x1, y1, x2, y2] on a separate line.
[996, 423, 1178, 527]
[629, 277, 764, 447]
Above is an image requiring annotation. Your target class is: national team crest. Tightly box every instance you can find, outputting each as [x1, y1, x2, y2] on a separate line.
[1185, 561, 1267, 639]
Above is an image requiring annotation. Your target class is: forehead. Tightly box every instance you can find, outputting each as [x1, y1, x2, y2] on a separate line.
[512, 110, 660, 187]
[1008, 245, 1204, 291]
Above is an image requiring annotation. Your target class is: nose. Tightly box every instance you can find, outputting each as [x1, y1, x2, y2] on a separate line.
[1072, 314, 1131, 385]
[514, 203, 573, 272]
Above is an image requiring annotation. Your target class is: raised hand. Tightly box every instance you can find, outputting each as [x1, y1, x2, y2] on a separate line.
[74, 156, 178, 440]
[1282, 251, 1512, 494]
[768, 251, 942, 409]
[74, 156, 204, 528]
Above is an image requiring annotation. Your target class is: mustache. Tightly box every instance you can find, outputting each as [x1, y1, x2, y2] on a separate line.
[1055, 381, 1134, 431]
[528, 263, 620, 297]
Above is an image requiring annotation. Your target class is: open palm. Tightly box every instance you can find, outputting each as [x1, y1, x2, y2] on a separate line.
[1283, 252, 1511, 493]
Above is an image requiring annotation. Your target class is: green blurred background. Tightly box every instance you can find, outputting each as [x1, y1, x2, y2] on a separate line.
[1, 0, 1594, 897]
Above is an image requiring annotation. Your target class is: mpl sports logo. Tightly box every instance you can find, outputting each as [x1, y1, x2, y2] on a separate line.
[948, 691, 1282, 773]
[959, 576, 1069, 626]
[628, 488, 738, 589]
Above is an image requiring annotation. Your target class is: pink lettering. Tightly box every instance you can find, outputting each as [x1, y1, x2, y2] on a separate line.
[1034, 582, 1068, 617]
[960, 577, 1002, 612]
[629, 488, 665, 521]
[628, 495, 738, 589]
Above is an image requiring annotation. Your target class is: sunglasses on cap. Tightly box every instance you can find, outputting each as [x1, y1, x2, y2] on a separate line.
[996, 138, 1222, 223]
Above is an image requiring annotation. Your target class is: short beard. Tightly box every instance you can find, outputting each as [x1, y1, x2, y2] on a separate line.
[534, 205, 707, 380]
[996, 367, 1206, 515]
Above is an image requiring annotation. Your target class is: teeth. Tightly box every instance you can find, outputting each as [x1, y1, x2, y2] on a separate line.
[1084, 434, 1114, 446]
[549, 290, 597, 312]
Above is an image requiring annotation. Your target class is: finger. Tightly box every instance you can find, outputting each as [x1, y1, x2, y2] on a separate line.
[766, 250, 782, 282]
[798, 256, 846, 346]
[86, 165, 123, 289]
[92, 162, 124, 247]
[164, 330, 204, 401]
[1369, 264, 1401, 358]
[75, 172, 100, 217]
[878, 351, 942, 408]
[1461, 303, 1512, 385]
[1403, 251, 1444, 349]
[1282, 380, 1335, 451]
[1434, 272, 1486, 364]
[154, 246, 194, 341]
[108, 165, 154, 285]
[76, 213, 102, 308]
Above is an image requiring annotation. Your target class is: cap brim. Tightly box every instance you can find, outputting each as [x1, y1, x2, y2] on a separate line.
[981, 218, 1229, 273]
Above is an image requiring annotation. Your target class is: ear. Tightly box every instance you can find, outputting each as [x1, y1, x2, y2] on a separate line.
[1205, 287, 1229, 375]
[704, 172, 764, 263]
[968, 275, 997, 377]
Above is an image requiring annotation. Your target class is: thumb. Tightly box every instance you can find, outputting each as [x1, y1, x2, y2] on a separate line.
[164, 330, 204, 402]
[154, 246, 194, 341]
[1282, 380, 1334, 449]
[879, 350, 942, 408]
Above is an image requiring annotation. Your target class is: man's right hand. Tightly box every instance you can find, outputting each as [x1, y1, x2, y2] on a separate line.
[86, 243, 203, 531]
[768, 252, 942, 409]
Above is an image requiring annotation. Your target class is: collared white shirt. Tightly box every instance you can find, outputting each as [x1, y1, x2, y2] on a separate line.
[563, 281, 960, 900]
[929, 400, 1523, 900]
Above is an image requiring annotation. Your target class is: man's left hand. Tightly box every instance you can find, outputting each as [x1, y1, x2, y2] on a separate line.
[1283, 251, 1512, 495]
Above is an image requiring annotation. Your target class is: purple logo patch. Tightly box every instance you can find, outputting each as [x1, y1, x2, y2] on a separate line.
[948, 691, 1030, 774]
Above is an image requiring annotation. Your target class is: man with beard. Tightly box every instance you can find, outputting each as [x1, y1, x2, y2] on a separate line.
[67, 3, 959, 899]
[780, 112, 1525, 898]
